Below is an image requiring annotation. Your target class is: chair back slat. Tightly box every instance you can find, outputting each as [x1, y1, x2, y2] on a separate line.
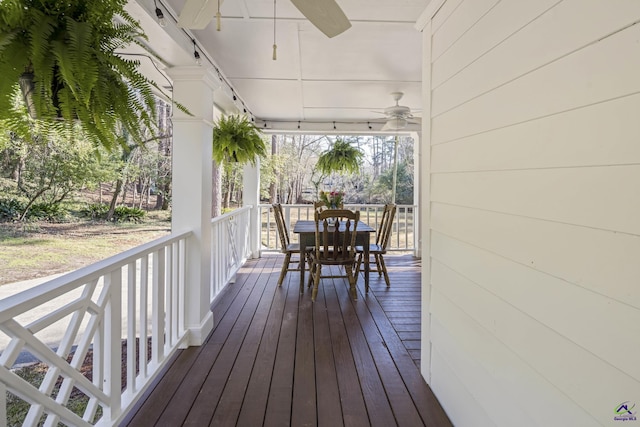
[273, 203, 290, 249]
[378, 204, 396, 250]
[314, 209, 359, 263]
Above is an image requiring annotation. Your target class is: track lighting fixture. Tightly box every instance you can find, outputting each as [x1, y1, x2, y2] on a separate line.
[333, 121, 336, 130]
[232, 92, 237, 101]
[154, 0, 167, 27]
[192, 39, 201, 65]
[297, 121, 300, 129]
[368, 122, 372, 130]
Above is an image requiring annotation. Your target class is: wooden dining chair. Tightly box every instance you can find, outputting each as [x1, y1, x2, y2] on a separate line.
[307, 209, 360, 301]
[356, 203, 396, 287]
[273, 203, 308, 287]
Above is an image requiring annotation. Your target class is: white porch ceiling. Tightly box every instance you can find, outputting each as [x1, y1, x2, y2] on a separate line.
[130, 0, 429, 132]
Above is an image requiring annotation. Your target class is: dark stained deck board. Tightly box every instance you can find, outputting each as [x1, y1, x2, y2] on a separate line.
[365, 258, 422, 368]
[122, 254, 452, 427]
[122, 257, 268, 426]
[354, 273, 452, 427]
[236, 258, 295, 426]
[263, 266, 301, 427]
[313, 278, 345, 427]
[323, 277, 371, 427]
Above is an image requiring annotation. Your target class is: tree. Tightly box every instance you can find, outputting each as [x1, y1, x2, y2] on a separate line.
[1, 120, 111, 220]
[375, 162, 413, 204]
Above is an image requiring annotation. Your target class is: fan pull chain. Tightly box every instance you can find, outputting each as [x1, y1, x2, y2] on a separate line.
[272, 0, 277, 60]
[216, 0, 221, 31]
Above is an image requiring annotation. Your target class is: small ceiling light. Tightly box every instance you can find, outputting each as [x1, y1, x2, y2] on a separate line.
[297, 121, 300, 129]
[272, 0, 277, 60]
[154, 0, 167, 27]
[264, 122, 267, 128]
[232, 92, 237, 101]
[243, 108, 247, 113]
[216, 0, 221, 31]
[192, 39, 201, 65]
[368, 121, 372, 130]
[333, 121, 336, 130]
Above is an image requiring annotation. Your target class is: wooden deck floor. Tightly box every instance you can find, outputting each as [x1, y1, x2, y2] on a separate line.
[122, 254, 451, 427]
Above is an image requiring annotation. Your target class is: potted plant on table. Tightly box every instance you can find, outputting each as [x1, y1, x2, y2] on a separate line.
[318, 190, 344, 209]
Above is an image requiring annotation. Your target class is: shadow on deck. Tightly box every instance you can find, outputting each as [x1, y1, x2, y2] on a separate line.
[122, 254, 451, 426]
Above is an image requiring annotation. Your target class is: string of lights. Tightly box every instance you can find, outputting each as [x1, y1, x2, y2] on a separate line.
[151, 1, 419, 133]
[153, 0, 255, 122]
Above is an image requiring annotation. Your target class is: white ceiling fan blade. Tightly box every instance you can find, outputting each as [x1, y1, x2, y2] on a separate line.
[290, 0, 352, 38]
[177, 0, 222, 30]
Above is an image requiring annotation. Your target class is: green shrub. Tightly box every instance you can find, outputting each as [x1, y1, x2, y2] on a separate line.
[26, 203, 67, 222]
[80, 203, 110, 220]
[113, 206, 145, 223]
[0, 198, 24, 222]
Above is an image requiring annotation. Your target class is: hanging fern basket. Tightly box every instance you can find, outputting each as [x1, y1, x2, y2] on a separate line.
[0, 0, 188, 149]
[212, 114, 267, 165]
[316, 139, 363, 175]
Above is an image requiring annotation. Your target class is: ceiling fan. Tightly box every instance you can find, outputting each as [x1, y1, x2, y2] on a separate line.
[373, 92, 421, 131]
[177, 0, 352, 38]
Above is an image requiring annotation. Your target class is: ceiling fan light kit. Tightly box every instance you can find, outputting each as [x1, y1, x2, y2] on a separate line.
[374, 92, 421, 131]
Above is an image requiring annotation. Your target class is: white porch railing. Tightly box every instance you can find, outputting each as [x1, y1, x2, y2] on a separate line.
[0, 232, 190, 426]
[0, 206, 253, 426]
[258, 204, 418, 253]
[210, 206, 252, 297]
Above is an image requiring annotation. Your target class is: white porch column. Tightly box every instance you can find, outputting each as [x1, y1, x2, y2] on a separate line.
[243, 159, 261, 259]
[167, 66, 219, 346]
[411, 131, 422, 258]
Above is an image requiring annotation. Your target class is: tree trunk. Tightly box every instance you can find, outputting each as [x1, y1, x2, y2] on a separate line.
[106, 179, 123, 221]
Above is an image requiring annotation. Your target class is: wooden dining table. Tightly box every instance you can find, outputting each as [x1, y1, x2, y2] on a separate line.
[292, 220, 375, 294]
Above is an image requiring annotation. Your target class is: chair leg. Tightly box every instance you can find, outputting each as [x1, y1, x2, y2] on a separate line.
[355, 252, 363, 277]
[378, 254, 391, 287]
[347, 264, 358, 300]
[311, 264, 321, 302]
[278, 253, 291, 286]
[307, 260, 315, 289]
[374, 253, 383, 277]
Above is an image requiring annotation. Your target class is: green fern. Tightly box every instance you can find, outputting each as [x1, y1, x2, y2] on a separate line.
[212, 115, 267, 165]
[316, 139, 363, 175]
[0, 0, 187, 151]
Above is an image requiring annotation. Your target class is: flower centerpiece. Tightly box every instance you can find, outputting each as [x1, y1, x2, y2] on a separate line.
[319, 190, 344, 209]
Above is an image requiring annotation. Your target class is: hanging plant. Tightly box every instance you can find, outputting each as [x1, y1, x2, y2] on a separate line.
[0, 0, 187, 150]
[212, 114, 267, 165]
[316, 138, 363, 175]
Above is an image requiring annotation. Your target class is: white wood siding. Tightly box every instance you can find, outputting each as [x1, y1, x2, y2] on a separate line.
[420, 1, 640, 426]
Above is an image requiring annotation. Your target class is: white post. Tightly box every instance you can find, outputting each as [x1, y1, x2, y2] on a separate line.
[243, 158, 261, 259]
[419, 21, 433, 383]
[412, 131, 422, 258]
[167, 66, 219, 346]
